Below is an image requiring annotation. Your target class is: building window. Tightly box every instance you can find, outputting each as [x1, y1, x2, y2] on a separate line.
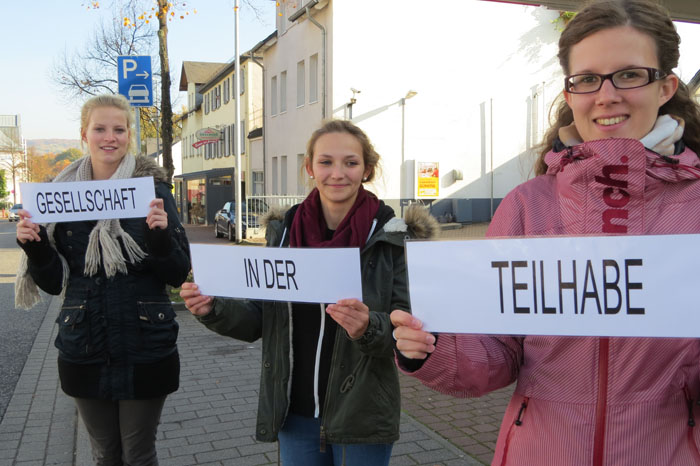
[309, 54, 318, 103]
[272, 156, 278, 195]
[280, 71, 287, 113]
[240, 120, 246, 155]
[253, 171, 264, 195]
[271, 75, 278, 116]
[205, 93, 210, 114]
[297, 60, 305, 107]
[224, 78, 230, 104]
[241, 71, 245, 95]
[281, 155, 288, 195]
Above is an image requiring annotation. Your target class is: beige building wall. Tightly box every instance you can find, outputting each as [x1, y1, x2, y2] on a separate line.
[261, 1, 329, 196]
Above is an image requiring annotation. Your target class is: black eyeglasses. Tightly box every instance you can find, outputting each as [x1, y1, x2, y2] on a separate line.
[564, 67, 667, 94]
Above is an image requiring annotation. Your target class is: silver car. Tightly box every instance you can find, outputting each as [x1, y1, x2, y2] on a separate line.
[8, 203, 22, 222]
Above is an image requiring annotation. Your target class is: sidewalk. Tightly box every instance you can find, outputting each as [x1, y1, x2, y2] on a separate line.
[0, 222, 513, 466]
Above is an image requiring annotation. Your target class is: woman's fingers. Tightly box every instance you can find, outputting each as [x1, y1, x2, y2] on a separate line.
[390, 310, 435, 359]
[179, 283, 213, 316]
[15, 214, 41, 244]
[326, 299, 369, 339]
[146, 198, 168, 230]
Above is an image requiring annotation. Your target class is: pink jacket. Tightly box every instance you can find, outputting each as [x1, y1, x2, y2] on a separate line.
[406, 138, 700, 465]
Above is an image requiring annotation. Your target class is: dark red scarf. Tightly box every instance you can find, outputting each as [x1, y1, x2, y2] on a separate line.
[289, 185, 380, 248]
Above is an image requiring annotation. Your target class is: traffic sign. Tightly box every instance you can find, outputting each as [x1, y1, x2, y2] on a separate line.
[117, 56, 153, 107]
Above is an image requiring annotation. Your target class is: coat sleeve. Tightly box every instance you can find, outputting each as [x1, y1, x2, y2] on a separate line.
[196, 297, 264, 343]
[356, 242, 409, 357]
[144, 183, 191, 287]
[19, 227, 65, 295]
[401, 334, 523, 397]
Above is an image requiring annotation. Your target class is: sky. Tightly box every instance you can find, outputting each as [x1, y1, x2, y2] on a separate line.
[3, 2, 700, 141]
[1, 0, 277, 140]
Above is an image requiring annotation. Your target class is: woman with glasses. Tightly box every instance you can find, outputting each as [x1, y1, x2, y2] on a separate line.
[392, 0, 700, 464]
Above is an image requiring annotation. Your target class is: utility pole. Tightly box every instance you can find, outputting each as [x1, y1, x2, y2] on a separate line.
[234, 0, 242, 242]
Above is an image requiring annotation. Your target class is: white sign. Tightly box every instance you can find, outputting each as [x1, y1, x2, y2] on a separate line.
[406, 234, 700, 338]
[190, 244, 363, 303]
[20, 177, 155, 223]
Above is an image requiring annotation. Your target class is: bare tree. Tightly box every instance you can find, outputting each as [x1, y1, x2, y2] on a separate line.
[53, 2, 158, 99]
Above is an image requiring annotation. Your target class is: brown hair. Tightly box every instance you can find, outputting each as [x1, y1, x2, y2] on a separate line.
[305, 119, 381, 183]
[80, 94, 135, 154]
[535, 0, 700, 175]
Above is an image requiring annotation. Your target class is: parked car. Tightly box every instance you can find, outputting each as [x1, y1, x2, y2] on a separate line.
[214, 199, 269, 241]
[8, 203, 22, 222]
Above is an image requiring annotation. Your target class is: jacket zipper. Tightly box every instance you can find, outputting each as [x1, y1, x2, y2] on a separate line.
[500, 396, 529, 466]
[593, 337, 609, 466]
[684, 386, 700, 462]
[313, 304, 326, 419]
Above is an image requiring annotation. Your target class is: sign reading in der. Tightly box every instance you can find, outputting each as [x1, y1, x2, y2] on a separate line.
[406, 234, 700, 338]
[20, 177, 155, 223]
[190, 244, 363, 304]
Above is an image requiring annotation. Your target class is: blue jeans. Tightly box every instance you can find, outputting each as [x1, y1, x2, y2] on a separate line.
[278, 414, 393, 466]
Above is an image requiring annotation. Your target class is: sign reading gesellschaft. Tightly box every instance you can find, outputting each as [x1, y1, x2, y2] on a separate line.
[190, 244, 363, 304]
[19, 177, 155, 223]
[406, 234, 700, 338]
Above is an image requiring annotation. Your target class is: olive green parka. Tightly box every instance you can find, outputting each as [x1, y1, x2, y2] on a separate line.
[197, 203, 438, 445]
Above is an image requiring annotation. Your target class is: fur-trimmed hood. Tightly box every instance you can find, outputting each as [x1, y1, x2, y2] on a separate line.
[260, 202, 439, 244]
[133, 155, 169, 184]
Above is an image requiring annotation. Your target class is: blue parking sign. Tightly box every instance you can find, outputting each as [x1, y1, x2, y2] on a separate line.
[117, 56, 153, 107]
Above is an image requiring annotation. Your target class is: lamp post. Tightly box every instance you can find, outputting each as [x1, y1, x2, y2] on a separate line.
[400, 90, 417, 199]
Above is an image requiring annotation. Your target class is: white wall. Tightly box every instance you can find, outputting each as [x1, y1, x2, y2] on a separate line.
[331, 0, 563, 201]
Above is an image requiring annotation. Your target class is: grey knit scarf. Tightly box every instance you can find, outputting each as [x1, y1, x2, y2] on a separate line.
[15, 154, 147, 309]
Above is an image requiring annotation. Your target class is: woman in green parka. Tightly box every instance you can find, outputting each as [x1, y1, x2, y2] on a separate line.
[181, 120, 437, 465]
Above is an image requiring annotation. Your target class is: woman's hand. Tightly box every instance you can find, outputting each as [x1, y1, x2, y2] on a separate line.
[390, 310, 436, 360]
[326, 298, 369, 340]
[146, 199, 168, 230]
[180, 282, 213, 317]
[15, 210, 41, 244]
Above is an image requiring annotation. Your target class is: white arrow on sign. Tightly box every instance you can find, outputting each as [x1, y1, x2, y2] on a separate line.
[136, 71, 149, 79]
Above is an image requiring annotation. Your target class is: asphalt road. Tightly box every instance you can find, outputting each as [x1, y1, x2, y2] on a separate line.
[0, 219, 49, 422]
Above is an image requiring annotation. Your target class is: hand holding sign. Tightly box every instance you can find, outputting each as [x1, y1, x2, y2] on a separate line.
[15, 209, 42, 244]
[146, 198, 168, 230]
[390, 310, 436, 360]
[180, 282, 213, 317]
[326, 299, 370, 340]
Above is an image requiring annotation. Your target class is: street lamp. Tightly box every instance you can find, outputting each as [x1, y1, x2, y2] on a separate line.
[400, 90, 417, 199]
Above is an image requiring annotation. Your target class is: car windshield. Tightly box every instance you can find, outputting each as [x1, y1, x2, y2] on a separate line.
[11, 204, 22, 210]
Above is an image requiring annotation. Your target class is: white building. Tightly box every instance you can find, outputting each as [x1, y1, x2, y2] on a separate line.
[255, 0, 565, 222]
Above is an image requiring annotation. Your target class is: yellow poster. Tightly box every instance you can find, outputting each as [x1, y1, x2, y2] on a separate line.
[417, 162, 439, 198]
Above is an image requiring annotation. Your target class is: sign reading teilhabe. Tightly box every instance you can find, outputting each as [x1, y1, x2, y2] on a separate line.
[20, 177, 155, 223]
[190, 244, 363, 304]
[406, 234, 700, 338]
[118, 55, 153, 107]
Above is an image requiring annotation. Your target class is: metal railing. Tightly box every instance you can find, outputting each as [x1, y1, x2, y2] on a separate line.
[245, 195, 306, 238]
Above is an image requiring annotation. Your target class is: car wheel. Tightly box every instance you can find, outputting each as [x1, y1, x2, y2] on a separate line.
[228, 224, 234, 241]
[214, 223, 222, 238]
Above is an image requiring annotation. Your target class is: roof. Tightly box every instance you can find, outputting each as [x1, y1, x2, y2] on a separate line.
[179, 61, 228, 91]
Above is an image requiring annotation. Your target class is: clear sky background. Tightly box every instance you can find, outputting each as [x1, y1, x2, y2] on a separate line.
[1, 0, 276, 140]
[2, 2, 700, 141]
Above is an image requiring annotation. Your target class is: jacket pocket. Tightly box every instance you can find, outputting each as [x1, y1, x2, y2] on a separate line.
[55, 299, 94, 357]
[136, 299, 178, 351]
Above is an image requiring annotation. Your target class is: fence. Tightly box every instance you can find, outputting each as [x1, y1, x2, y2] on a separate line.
[245, 195, 306, 239]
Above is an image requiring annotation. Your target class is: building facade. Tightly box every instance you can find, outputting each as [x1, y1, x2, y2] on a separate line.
[175, 58, 263, 225]
[0, 114, 26, 206]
